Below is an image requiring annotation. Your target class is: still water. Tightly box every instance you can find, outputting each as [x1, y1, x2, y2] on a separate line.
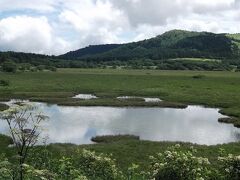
[1, 102, 240, 145]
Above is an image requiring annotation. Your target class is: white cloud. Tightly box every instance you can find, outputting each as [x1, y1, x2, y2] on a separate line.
[59, 0, 129, 47]
[0, 0, 240, 55]
[133, 13, 240, 41]
[0, 16, 70, 55]
[108, 0, 237, 26]
[108, 0, 240, 40]
[0, 0, 58, 12]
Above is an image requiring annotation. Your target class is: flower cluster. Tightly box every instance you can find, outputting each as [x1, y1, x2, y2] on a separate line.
[73, 149, 122, 179]
[218, 154, 240, 179]
[0, 154, 13, 179]
[148, 144, 211, 180]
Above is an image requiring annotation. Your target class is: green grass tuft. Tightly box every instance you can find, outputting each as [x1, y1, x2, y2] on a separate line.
[91, 135, 140, 143]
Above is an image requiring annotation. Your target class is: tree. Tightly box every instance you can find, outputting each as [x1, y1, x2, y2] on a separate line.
[0, 102, 49, 180]
[0, 54, 8, 63]
[1, 60, 17, 73]
[18, 63, 31, 71]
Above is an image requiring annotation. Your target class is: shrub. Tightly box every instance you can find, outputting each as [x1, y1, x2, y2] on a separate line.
[1, 60, 17, 73]
[28, 148, 122, 180]
[0, 79, 9, 86]
[0, 155, 56, 180]
[73, 149, 122, 179]
[218, 154, 240, 179]
[18, 63, 31, 71]
[148, 144, 211, 180]
[127, 163, 147, 180]
[36, 65, 46, 71]
[23, 164, 56, 180]
[47, 66, 57, 72]
[3, 145, 240, 179]
[53, 156, 87, 180]
[192, 74, 205, 79]
[0, 154, 13, 179]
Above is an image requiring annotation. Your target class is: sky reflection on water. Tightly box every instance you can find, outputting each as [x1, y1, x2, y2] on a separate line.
[1, 102, 240, 145]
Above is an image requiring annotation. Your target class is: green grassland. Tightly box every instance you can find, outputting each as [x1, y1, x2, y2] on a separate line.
[170, 57, 222, 62]
[0, 68, 240, 125]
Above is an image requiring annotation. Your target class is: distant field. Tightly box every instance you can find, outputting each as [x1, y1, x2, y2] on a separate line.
[170, 57, 222, 62]
[0, 68, 240, 125]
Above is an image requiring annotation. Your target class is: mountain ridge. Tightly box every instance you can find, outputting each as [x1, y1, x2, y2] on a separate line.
[60, 29, 240, 60]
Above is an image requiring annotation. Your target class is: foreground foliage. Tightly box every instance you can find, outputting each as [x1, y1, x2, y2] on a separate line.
[148, 145, 211, 180]
[0, 103, 48, 180]
[219, 154, 240, 179]
[1, 144, 240, 180]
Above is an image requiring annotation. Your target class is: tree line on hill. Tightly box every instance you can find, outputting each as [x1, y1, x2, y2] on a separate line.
[0, 52, 57, 72]
[1, 30, 240, 72]
[1, 52, 240, 72]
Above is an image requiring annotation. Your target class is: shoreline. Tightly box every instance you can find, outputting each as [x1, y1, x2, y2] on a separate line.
[1, 95, 239, 128]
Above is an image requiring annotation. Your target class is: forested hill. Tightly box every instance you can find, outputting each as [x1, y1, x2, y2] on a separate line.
[0, 51, 52, 64]
[1, 30, 240, 71]
[60, 30, 240, 60]
[60, 44, 121, 60]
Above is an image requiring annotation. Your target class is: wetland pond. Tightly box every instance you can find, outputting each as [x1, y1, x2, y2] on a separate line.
[0, 100, 240, 145]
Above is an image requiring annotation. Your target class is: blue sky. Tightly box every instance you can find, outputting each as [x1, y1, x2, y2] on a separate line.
[0, 0, 239, 55]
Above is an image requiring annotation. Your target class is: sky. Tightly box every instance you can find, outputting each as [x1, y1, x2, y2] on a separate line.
[0, 0, 240, 55]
